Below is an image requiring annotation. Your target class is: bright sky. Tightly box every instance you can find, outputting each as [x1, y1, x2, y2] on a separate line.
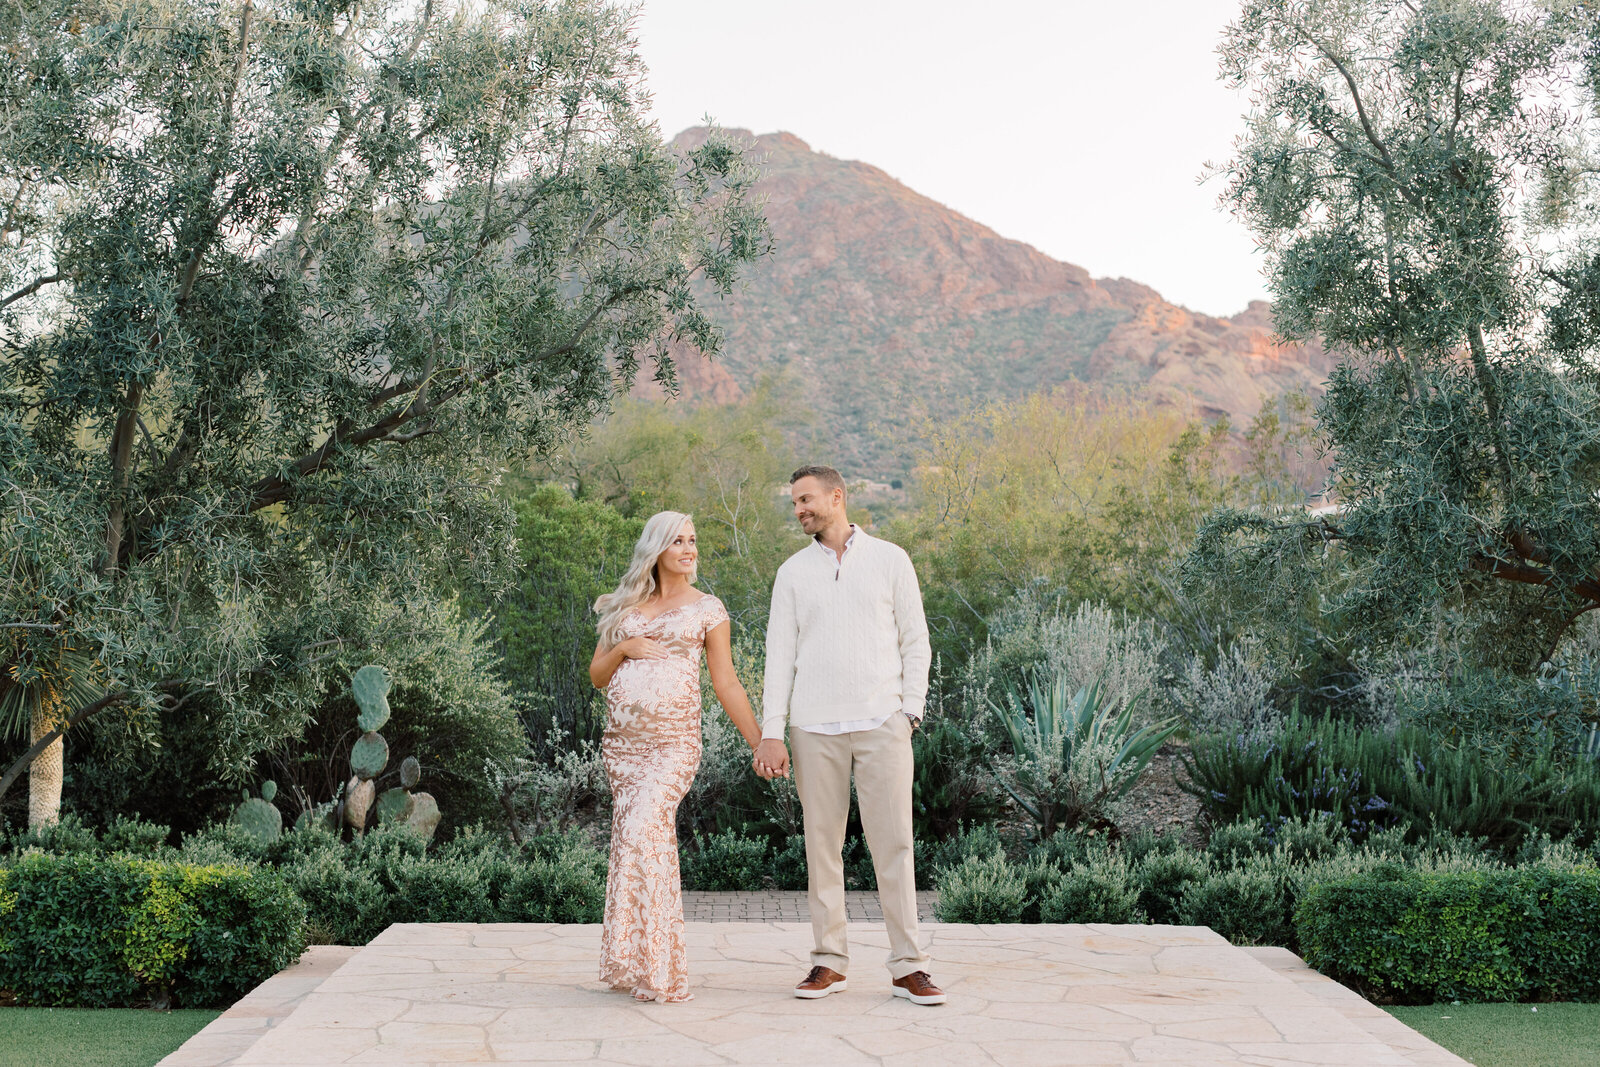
[634, 0, 1271, 317]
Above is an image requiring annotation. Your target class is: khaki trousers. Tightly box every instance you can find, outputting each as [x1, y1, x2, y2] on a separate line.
[789, 713, 930, 979]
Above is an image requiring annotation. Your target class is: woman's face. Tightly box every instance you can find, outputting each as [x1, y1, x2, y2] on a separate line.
[655, 521, 698, 582]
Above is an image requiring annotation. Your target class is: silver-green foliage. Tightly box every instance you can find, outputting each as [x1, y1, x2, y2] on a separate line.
[977, 597, 1169, 725]
[1038, 852, 1143, 923]
[932, 848, 1028, 923]
[0, 0, 770, 789]
[1173, 635, 1286, 741]
[487, 734, 610, 841]
[1194, 1, 1600, 675]
[989, 674, 1178, 838]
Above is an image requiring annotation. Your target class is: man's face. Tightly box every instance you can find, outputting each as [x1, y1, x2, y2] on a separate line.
[790, 476, 841, 536]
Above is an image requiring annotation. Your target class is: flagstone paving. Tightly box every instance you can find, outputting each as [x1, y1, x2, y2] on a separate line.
[161, 920, 1467, 1066]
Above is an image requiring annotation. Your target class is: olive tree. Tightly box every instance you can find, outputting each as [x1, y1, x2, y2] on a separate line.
[0, 0, 769, 823]
[1191, 0, 1600, 687]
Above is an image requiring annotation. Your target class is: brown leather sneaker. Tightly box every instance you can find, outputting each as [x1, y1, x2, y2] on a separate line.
[891, 970, 947, 1005]
[794, 965, 847, 999]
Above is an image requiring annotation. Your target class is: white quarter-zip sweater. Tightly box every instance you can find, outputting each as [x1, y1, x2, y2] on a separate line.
[760, 527, 932, 739]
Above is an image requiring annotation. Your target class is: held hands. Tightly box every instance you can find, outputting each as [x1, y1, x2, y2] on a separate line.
[753, 738, 790, 780]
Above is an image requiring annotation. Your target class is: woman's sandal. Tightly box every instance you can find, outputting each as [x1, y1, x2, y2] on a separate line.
[631, 986, 693, 1003]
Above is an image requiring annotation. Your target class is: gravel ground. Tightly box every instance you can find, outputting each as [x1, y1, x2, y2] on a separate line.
[1117, 742, 1205, 845]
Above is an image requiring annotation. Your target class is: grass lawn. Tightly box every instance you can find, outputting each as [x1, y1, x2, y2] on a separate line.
[1387, 1002, 1600, 1067]
[0, 1007, 219, 1067]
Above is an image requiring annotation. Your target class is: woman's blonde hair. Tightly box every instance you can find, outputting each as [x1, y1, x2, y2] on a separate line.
[594, 511, 694, 647]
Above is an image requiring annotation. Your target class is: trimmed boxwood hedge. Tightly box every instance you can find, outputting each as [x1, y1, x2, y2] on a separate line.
[0, 853, 306, 1007]
[1296, 866, 1600, 1004]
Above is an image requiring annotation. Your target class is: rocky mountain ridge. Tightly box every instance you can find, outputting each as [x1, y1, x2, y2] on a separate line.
[654, 128, 1335, 478]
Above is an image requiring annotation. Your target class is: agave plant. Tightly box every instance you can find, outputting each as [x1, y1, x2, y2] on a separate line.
[988, 671, 1178, 838]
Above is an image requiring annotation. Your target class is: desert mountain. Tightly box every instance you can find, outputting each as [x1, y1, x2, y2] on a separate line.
[658, 128, 1335, 480]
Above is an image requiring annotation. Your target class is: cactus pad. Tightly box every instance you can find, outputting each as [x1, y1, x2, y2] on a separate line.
[260, 780, 278, 803]
[374, 787, 414, 824]
[400, 756, 421, 789]
[232, 796, 282, 843]
[350, 731, 389, 779]
[344, 776, 376, 832]
[405, 792, 441, 840]
[351, 665, 392, 732]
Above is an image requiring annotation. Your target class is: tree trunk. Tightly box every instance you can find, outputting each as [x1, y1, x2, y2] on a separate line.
[28, 702, 63, 828]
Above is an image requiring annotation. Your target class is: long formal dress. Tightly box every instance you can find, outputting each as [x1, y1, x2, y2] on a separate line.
[599, 593, 728, 1002]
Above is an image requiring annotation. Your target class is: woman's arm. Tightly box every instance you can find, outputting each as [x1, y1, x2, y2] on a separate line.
[704, 621, 761, 752]
[589, 636, 666, 689]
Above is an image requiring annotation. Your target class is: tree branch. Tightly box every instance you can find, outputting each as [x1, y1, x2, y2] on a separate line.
[1466, 322, 1516, 502]
[1470, 554, 1600, 603]
[174, 0, 255, 309]
[0, 273, 64, 311]
[0, 691, 127, 803]
[244, 288, 638, 511]
[101, 380, 144, 575]
[1316, 41, 1396, 172]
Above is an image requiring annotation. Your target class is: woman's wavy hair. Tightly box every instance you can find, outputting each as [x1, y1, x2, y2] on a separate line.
[594, 511, 695, 647]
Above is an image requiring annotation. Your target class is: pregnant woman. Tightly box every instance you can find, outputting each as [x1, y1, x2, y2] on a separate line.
[589, 510, 762, 1002]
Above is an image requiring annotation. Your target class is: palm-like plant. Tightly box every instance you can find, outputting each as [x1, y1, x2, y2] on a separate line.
[988, 672, 1178, 838]
[2, 639, 102, 828]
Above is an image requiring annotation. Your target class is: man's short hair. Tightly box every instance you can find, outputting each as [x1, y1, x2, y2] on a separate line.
[790, 464, 847, 496]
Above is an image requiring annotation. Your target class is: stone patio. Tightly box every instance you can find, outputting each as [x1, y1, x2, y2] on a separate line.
[161, 919, 1468, 1066]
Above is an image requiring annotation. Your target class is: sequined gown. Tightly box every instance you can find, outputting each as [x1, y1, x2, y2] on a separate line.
[599, 593, 729, 1002]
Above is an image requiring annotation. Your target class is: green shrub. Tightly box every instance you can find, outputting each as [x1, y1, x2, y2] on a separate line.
[0, 853, 304, 1007]
[1133, 849, 1210, 924]
[1297, 866, 1600, 1003]
[1120, 828, 1188, 864]
[770, 834, 809, 891]
[1040, 855, 1143, 923]
[281, 848, 389, 945]
[101, 815, 174, 855]
[1031, 827, 1101, 870]
[1179, 861, 1291, 945]
[177, 821, 273, 867]
[1206, 819, 1271, 866]
[1270, 814, 1347, 863]
[681, 829, 770, 891]
[2, 814, 104, 857]
[934, 850, 1027, 923]
[502, 835, 606, 923]
[384, 854, 501, 924]
[170, 864, 309, 1006]
[1019, 856, 1064, 922]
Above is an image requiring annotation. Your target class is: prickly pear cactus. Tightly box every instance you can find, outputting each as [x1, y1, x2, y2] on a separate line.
[405, 793, 441, 840]
[232, 782, 283, 843]
[333, 664, 440, 840]
[350, 731, 389, 779]
[374, 787, 414, 824]
[341, 665, 394, 836]
[344, 775, 376, 832]
[351, 665, 392, 732]
[373, 755, 440, 841]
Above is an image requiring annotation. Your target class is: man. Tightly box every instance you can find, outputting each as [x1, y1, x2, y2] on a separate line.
[753, 464, 946, 1005]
